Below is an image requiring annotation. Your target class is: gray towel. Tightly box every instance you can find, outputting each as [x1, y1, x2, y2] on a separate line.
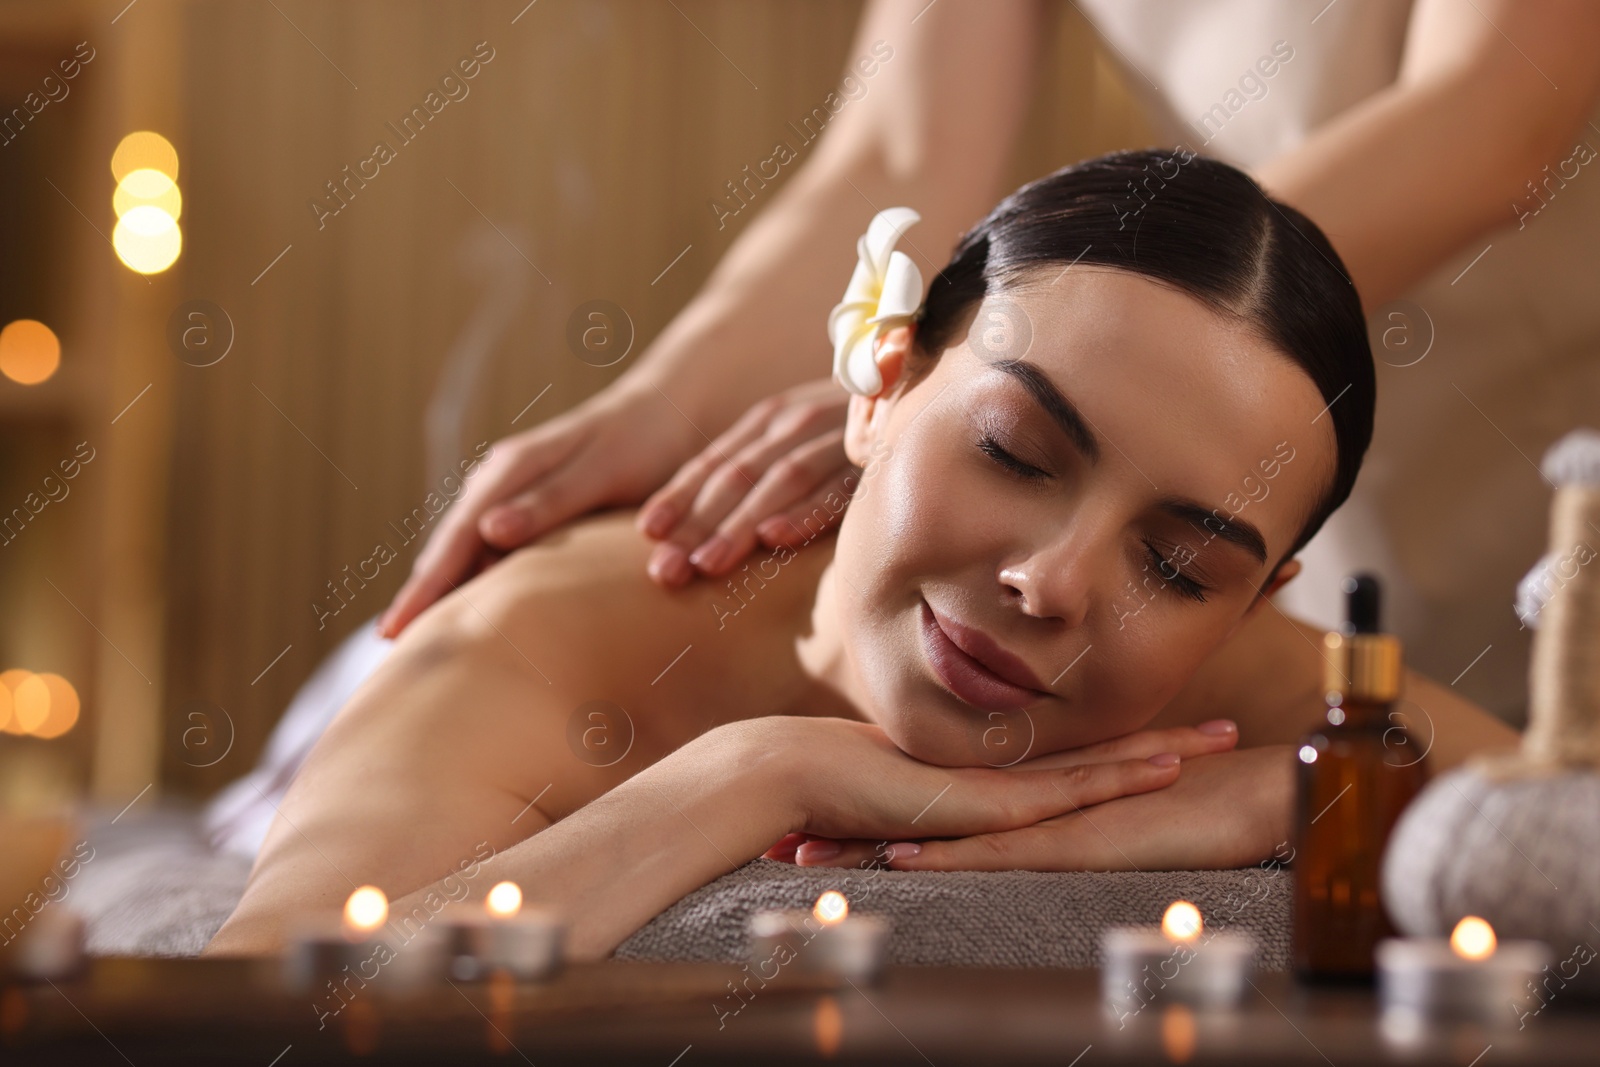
[618, 858, 1291, 970]
[62, 809, 1292, 969]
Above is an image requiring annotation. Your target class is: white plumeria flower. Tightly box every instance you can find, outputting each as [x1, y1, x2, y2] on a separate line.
[827, 206, 923, 396]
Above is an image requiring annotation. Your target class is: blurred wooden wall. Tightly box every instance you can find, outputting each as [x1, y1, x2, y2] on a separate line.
[17, 0, 1154, 799]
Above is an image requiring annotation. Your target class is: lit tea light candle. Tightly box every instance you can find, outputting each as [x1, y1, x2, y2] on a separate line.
[439, 881, 563, 982]
[344, 886, 388, 939]
[284, 885, 402, 993]
[1377, 916, 1551, 1027]
[747, 890, 890, 983]
[1101, 900, 1256, 1018]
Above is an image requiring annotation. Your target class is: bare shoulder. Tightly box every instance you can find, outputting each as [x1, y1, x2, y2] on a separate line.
[403, 508, 837, 742]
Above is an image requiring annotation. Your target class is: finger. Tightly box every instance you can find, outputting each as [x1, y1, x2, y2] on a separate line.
[667, 433, 810, 572]
[380, 526, 488, 637]
[1019, 721, 1239, 771]
[637, 448, 725, 542]
[753, 472, 857, 550]
[794, 838, 893, 869]
[478, 446, 619, 550]
[698, 430, 851, 573]
[761, 832, 809, 862]
[928, 755, 1181, 837]
[881, 818, 1133, 873]
[637, 396, 786, 540]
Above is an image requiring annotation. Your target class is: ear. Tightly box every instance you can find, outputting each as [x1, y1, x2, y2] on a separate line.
[1218, 557, 1301, 642]
[1245, 557, 1302, 617]
[843, 324, 915, 467]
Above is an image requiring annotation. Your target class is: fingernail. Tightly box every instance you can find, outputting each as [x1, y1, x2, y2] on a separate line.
[1197, 719, 1237, 736]
[649, 546, 691, 585]
[756, 517, 793, 544]
[1148, 752, 1181, 767]
[640, 506, 673, 539]
[483, 509, 524, 543]
[688, 535, 730, 572]
[797, 840, 842, 863]
[887, 842, 921, 861]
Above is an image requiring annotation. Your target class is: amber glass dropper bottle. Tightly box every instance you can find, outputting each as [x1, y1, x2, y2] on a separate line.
[1291, 573, 1429, 981]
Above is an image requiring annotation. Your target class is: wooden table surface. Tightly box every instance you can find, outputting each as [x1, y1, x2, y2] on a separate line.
[1, 957, 1594, 1066]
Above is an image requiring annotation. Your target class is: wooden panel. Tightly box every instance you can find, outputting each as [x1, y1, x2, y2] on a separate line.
[0, 0, 1160, 798]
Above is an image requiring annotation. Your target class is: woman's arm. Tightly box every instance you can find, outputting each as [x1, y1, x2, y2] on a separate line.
[1254, 0, 1600, 312]
[385, 715, 1185, 961]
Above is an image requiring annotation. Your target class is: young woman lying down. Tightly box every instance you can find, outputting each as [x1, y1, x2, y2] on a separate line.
[205, 150, 1516, 959]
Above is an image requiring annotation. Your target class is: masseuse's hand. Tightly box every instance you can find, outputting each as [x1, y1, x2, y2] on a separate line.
[750, 716, 1196, 853]
[776, 738, 1290, 873]
[635, 378, 854, 587]
[379, 381, 701, 638]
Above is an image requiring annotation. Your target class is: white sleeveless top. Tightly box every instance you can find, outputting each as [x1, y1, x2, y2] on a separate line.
[1076, 0, 1600, 721]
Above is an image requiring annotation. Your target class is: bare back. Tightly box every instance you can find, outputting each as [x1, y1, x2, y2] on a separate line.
[209, 510, 846, 950]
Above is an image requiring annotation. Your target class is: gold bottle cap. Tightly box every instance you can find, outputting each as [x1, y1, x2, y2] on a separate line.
[1323, 631, 1402, 704]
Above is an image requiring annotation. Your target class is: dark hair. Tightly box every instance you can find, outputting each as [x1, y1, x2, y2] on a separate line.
[914, 147, 1374, 567]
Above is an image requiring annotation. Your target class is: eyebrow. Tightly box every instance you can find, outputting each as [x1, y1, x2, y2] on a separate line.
[993, 358, 1269, 566]
[993, 359, 1100, 463]
[1158, 499, 1269, 565]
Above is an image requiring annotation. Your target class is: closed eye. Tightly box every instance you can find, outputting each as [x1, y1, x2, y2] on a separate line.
[977, 431, 1050, 481]
[1143, 538, 1208, 603]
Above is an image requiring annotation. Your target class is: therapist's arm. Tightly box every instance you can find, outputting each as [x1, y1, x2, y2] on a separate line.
[382, 1, 1050, 632]
[627, 0, 1045, 426]
[1254, 0, 1600, 312]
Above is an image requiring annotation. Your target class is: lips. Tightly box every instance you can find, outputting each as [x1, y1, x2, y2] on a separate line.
[918, 599, 1050, 712]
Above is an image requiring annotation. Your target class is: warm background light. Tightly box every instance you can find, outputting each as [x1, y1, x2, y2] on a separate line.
[1450, 915, 1497, 960]
[10, 675, 51, 735]
[1162, 900, 1204, 943]
[0, 670, 78, 739]
[30, 674, 81, 740]
[0, 669, 31, 736]
[110, 130, 178, 182]
[0, 320, 61, 385]
[343, 885, 388, 936]
[113, 168, 183, 221]
[486, 880, 522, 918]
[112, 205, 182, 275]
[813, 889, 849, 925]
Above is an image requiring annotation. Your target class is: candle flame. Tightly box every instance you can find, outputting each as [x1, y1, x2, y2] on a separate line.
[813, 890, 849, 926]
[1162, 900, 1203, 943]
[1450, 916, 1497, 961]
[343, 886, 388, 935]
[486, 880, 523, 918]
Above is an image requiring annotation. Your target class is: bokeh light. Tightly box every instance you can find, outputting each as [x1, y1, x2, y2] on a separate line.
[0, 320, 61, 385]
[342, 885, 389, 937]
[31, 674, 81, 740]
[0, 670, 32, 735]
[1450, 915, 1497, 961]
[11, 675, 50, 735]
[113, 205, 182, 275]
[0, 671, 81, 739]
[1162, 899, 1204, 943]
[113, 168, 182, 221]
[812, 889, 849, 925]
[110, 130, 178, 182]
[486, 880, 523, 918]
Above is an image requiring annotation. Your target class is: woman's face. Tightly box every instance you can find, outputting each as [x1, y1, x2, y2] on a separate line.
[831, 267, 1335, 767]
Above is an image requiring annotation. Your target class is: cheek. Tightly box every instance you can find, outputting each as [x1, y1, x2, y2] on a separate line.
[1070, 615, 1224, 742]
[840, 432, 986, 590]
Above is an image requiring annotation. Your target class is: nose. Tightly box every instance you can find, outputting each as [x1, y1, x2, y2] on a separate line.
[997, 534, 1096, 629]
